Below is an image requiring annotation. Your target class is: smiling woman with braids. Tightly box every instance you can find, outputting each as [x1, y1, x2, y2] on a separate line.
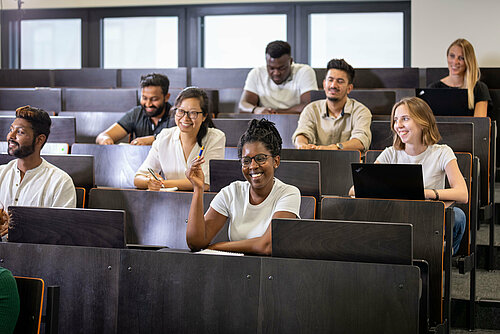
[185, 119, 301, 255]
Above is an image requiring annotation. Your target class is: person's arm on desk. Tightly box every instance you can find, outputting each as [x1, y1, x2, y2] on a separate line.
[96, 123, 128, 145]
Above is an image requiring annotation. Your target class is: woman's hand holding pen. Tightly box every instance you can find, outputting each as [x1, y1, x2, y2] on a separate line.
[186, 156, 205, 191]
[147, 172, 165, 191]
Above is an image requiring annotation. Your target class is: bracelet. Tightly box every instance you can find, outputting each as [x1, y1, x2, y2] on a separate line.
[432, 189, 439, 201]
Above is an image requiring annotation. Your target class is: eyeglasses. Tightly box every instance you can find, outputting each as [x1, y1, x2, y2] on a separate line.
[240, 154, 271, 166]
[174, 108, 203, 120]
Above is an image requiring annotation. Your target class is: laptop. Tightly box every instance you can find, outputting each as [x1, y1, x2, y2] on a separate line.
[8, 206, 126, 248]
[416, 88, 470, 116]
[351, 163, 425, 200]
[271, 218, 413, 265]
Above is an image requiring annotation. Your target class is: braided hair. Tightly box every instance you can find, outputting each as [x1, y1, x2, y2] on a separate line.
[237, 118, 282, 158]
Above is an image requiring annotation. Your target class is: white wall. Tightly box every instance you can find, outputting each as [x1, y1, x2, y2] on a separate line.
[412, 0, 500, 67]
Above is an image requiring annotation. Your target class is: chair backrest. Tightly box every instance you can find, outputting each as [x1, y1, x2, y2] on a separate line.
[320, 196, 445, 325]
[75, 187, 86, 208]
[88, 188, 216, 248]
[8, 206, 126, 248]
[14, 276, 44, 334]
[190, 68, 251, 88]
[52, 69, 118, 88]
[0, 153, 94, 189]
[0, 69, 51, 87]
[212, 119, 251, 147]
[310, 89, 396, 115]
[435, 116, 491, 205]
[280, 149, 360, 196]
[272, 218, 413, 265]
[0, 88, 62, 113]
[0, 115, 76, 144]
[59, 111, 127, 144]
[71, 143, 151, 188]
[209, 159, 321, 199]
[119, 68, 188, 89]
[62, 88, 138, 112]
[214, 114, 298, 148]
[315, 67, 420, 89]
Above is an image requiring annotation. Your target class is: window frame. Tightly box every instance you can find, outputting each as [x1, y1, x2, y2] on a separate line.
[296, 1, 411, 66]
[0, 1, 410, 69]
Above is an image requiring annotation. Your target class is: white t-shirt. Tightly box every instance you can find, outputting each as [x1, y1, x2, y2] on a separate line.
[136, 126, 226, 184]
[0, 158, 77, 208]
[376, 144, 456, 189]
[243, 63, 318, 110]
[210, 178, 301, 241]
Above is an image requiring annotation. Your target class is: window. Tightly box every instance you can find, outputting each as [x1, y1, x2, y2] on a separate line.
[203, 14, 287, 68]
[21, 19, 82, 69]
[103, 17, 178, 68]
[310, 12, 404, 68]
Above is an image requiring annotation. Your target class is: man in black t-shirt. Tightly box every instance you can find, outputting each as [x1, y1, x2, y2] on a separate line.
[96, 73, 174, 145]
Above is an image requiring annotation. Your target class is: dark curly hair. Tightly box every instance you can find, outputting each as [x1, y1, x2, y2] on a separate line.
[140, 73, 170, 95]
[237, 118, 282, 158]
[326, 58, 355, 84]
[265, 40, 291, 59]
[15, 105, 51, 147]
[174, 87, 215, 147]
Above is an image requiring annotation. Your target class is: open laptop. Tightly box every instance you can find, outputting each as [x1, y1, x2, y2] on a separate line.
[8, 206, 126, 248]
[351, 163, 425, 200]
[416, 88, 470, 116]
[272, 218, 413, 265]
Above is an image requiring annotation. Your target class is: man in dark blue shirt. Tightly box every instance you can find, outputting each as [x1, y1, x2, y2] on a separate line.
[96, 73, 174, 145]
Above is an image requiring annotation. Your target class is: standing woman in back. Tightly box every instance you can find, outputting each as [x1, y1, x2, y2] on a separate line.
[429, 38, 491, 117]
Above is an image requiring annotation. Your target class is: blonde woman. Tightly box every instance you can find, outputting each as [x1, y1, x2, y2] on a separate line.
[429, 38, 491, 117]
[350, 97, 468, 254]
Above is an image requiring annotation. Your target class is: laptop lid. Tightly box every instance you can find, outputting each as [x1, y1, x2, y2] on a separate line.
[416, 88, 470, 116]
[8, 206, 126, 248]
[352, 163, 425, 200]
[271, 218, 413, 265]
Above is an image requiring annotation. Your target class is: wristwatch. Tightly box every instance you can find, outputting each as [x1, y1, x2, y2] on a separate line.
[336, 143, 344, 150]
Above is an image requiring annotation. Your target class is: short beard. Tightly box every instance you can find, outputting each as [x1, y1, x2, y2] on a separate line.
[8, 139, 36, 158]
[143, 103, 165, 118]
[327, 96, 340, 102]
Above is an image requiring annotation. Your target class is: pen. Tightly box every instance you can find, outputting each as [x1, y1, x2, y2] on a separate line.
[147, 168, 165, 188]
[197, 145, 205, 159]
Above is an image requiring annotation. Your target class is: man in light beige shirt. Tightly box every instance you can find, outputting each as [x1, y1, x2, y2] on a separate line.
[292, 59, 372, 152]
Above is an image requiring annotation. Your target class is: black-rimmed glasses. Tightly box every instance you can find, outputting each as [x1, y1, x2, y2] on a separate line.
[174, 108, 203, 120]
[240, 154, 271, 166]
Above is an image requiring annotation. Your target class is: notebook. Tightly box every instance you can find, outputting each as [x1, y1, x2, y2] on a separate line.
[8, 206, 126, 248]
[351, 163, 425, 200]
[416, 88, 470, 116]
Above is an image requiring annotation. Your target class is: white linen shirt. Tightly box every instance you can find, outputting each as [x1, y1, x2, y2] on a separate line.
[243, 63, 318, 110]
[0, 158, 77, 208]
[210, 178, 301, 241]
[136, 127, 226, 184]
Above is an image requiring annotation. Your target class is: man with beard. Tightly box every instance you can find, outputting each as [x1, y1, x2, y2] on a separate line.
[292, 59, 372, 152]
[0, 106, 76, 210]
[239, 40, 317, 114]
[96, 73, 173, 145]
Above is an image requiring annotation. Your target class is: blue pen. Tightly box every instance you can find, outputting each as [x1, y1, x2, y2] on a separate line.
[197, 146, 205, 159]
